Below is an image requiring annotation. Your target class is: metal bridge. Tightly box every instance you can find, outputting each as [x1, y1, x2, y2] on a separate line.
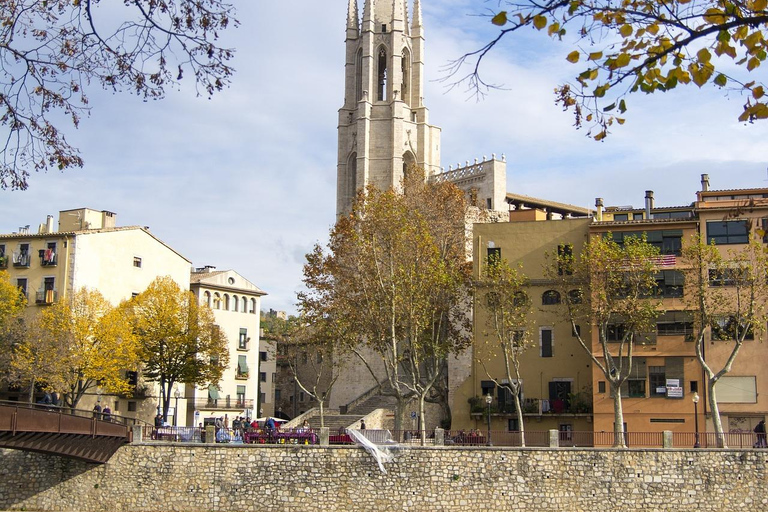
[0, 401, 136, 463]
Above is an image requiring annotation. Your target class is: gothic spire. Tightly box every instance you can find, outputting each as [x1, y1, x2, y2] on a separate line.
[347, 0, 359, 33]
[412, 0, 423, 29]
[362, 0, 374, 24]
[392, 0, 405, 22]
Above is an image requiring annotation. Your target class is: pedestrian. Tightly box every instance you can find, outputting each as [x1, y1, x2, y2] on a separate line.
[155, 413, 163, 428]
[102, 405, 112, 422]
[755, 420, 766, 447]
[360, 419, 366, 430]
[92, 403, 102, 419]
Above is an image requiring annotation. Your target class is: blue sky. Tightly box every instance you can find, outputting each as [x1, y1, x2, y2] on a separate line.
[1, 1, 767, 314]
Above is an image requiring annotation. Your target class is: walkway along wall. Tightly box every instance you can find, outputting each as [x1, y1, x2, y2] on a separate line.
[0, 445, 766, 511]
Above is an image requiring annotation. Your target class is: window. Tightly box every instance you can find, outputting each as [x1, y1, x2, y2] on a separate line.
[377, 47, 388, 101]
[204, 291, 211, 307]
[606, 323, 627, 342]
[133, 256, 142, 268]
[128, 401, 137, 412]
[238, 328, 248, 350]
[487, 247, 501, 265]
[613, 213, 629, 221]
[236, 385, 246, 405]
[542, 290, 561, 305]
[299, 391, 305, 402]
[250, 298, 256, 314]
[275, 389, 281, 401]
[0, 244, 5, 267]
[548, 381, 571, 411]
[655, 270, 684, 297]
[540, 328, 553, 357]
[401, 49, 410, 105]
[224, 294, 230, 310]
[557, 244, 573, 275]
[13, 243, 30, 267]
[260, 351, 268, 362]
[513, 291, 529, 307]
[237, 355, 249, 378]
[612, 230, 683, 255]
[567, 289, 583, 304]
[598, 381, 606, 393]
[213, 293, 221, 309]
[37, 277, 56, 304]
[40, 242, 57, 266]
[259, 372, 267, 382]
[656, 311, 694, 338]
[711, 316, 754, 341]
[512, 330, 525, 347]
[706, 220, 749, 245]
[355, 49, 363, 102]
[316, 352, 323, 364]
[708, 267, 745, 287]
[620, 357, 646, 398]
[481, 380, 496, 398]
[497, 383, 516, 413]
[260, 392, 266, 404]
[633, 213, 644, 220]
[649, 366, 666, 397]
[233, 295, 239, 312]
[126, 371, 138, 387]
[16, 278, 27, 298]
[690, 381, 698, 393]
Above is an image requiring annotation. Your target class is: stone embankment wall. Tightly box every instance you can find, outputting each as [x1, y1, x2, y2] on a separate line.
[0, 445, 766, 511]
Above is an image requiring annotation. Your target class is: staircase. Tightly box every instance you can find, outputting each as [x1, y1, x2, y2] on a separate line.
[348, 394, 397, 416]
[307, 414, 363, 432]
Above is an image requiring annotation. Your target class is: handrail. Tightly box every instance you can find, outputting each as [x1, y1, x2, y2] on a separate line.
[0, 400, 152, 428]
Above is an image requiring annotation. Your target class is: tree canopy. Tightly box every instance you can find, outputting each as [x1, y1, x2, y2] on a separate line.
[452, 0, 768, 139]
[130, 276, 228, 421]
[299, 169, 473, 435]
[1, 0, 237, 189]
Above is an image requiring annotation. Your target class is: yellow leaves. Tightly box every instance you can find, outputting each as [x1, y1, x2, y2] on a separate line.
[689, 62, 715, 87]
[753, 86, 765, 99]
[567, 50, 581, 63]
[548, 22, 561, 37]
[589, 51, 603, 61]
[492, 11, 508, 26]
[752, 0, 768, 11]
[614, 53, 631, 68]
[697, 48, 712, 64]
[714, 73, 728, 87]
[619, 24, 633, 38]
[748, 56, 762, 71]
[533, 15, 548, 30]
[647, 23, 660, 36]
[738, 101, 768, 122]
[703, 8, 728, 24]
[594, 130, 607, 141]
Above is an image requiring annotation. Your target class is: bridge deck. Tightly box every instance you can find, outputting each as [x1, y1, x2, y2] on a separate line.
[0, 401, 135, 463]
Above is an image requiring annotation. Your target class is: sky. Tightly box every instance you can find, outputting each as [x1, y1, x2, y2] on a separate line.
[1, 0, 767, 314]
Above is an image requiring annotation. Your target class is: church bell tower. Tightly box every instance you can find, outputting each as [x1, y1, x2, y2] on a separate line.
[336, 0, 442, 216]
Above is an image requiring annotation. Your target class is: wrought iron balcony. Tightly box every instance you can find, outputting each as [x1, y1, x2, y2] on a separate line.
[35, 289, 58, 305]
[12, 253, 30, 267]
[192, 398, 253, 411]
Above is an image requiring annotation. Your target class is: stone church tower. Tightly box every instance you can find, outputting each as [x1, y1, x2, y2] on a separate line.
[336, 0, 442, 216]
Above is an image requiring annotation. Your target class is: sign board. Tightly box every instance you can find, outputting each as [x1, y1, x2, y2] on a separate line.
[667, 386, 684, 398]
[411, 411, 417, 419]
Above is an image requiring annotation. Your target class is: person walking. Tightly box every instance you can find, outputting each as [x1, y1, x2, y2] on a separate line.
[755, 420, 766, 447]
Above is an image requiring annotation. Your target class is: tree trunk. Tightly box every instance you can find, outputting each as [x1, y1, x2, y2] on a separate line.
[418, 394, 427, 446]
[708, 380, 726, 448]
[513, 391, 525, 447]
[319, 400, 325, 429]
[611, 382, 626, 448]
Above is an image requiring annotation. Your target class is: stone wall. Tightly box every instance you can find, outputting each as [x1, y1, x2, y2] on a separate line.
[1, 445, 766, 511]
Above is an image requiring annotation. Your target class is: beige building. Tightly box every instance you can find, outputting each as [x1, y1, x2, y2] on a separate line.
[187, 267, 267, 426]
[0, 208, 192, 421]
[455, 207, 594, 438]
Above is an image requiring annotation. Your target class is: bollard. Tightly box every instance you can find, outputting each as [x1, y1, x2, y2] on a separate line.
[132, 425, 143, 443]
[549, 429, 559, 448]
[663, 430, 673, 449]
[319, 427, 330, 446]
[434, 427, 445, 446]
[205, 425, 216, 444]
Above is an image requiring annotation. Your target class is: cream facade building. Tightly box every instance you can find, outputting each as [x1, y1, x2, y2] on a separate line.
[188, 267, 268, 426]
[0, 208, 192, 421]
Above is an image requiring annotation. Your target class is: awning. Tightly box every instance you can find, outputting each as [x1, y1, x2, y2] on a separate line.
[237, 358, 248, 373]
[208, 385, 220, 400]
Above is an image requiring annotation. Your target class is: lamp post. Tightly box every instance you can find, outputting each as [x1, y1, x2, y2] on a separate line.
[692, 392, 700, 448]
[173, 388, 181, 427]
[485, 393, 493, 446]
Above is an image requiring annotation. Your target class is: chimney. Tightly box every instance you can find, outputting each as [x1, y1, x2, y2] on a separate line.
[595, 198, 604, 221]
[46, 215, 54, 234]
[701, 174, 710, 192]
[645, 191, 654, 219]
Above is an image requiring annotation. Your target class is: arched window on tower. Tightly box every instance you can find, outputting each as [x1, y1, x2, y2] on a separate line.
[232, 295, 239, 312]
[356, 48, 363, 102]
[402, 151, 416, 180]
[401, 48, 410, 106]
[348, 152, 358, 204]
[223, 294, 230, 311]
[377, 47, 388, 101]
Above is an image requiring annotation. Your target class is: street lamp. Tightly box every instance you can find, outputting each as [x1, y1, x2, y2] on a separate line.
[174, 388, 182, 427]
[692, 392, 700, 448]
[485, 393, 493, 446]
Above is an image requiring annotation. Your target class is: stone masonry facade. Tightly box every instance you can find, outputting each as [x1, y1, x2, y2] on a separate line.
[1, 445, 767, 511]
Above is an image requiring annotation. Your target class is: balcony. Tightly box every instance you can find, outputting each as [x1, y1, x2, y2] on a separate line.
[35, 289, 58, 305]
[12, 253, 30, 267]
[0, 255, 6, 269]
[39, 250, 58, 267]
[192, 398, 253, 411]
[235, 370, 249, 380]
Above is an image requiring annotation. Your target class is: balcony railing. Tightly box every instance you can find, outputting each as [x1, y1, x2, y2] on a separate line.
[39, 250, 58, 266]
[35, 289, 58, 305]
[12, 253, 30, 267]
[235, 370, 249, 380]
[192, 398, 253, 411]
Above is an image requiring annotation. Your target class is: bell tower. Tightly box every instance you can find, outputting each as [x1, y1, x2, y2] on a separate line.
[337, 0, 442, 216]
